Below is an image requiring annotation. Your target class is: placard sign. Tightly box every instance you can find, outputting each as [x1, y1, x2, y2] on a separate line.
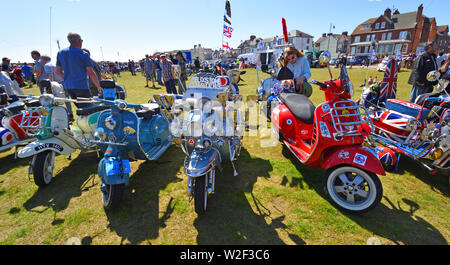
[188, 73, 230, 89]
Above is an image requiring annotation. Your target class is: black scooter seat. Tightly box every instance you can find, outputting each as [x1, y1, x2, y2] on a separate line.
[25, 100, 41, 108]
[2, 102, 26, 115]
[76, 104, 110, 116]
[280, 93, 316, 124]
[137, 103, 160, 119]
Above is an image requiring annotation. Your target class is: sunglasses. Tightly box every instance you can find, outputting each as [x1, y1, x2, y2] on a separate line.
[288, 55, 296, 61]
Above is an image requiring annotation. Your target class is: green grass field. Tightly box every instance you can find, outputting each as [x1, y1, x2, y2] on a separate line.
[0, 67, 448, 245]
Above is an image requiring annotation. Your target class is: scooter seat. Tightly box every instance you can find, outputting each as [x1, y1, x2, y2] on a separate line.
[1, 101, 25, 115]
[76, 104, 110, 116]
[137, 103, 160, 119]
[280, 93, 316, 124]
[25, 100, 41, 108]
[385, 99, 430, 120]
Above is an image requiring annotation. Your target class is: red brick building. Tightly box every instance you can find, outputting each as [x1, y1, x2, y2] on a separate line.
[350, 5, 449, 56]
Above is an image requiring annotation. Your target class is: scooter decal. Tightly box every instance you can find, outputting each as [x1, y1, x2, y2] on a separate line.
[320, 121, 331, 138]
[187, 138, 196, 147]
[34, 143, 64, 152]
[287, 119, 293, 125]
[322, 104, 330, 113]
[338, 151, 350, 159]
[353, 153, 368, 166]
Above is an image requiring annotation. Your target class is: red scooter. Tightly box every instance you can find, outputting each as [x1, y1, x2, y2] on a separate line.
[271, 52, 385, 213]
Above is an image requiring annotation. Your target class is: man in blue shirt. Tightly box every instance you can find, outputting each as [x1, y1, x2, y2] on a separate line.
[21, 63, 33, 88]
[143, 54, 155, 88]
[56, 32, 103, 101]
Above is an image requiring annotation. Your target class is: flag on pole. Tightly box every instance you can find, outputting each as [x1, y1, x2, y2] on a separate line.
[379, 59, 399, 102]
[223, 25, 233, 38]
[225, 0, 231, 18]
[222, 42, 230, 50]
[224, 15, 231, 25]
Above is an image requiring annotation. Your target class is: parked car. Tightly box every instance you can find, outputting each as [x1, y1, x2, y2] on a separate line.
[329, 58, 339, 65]
[352, 55, 370, 66]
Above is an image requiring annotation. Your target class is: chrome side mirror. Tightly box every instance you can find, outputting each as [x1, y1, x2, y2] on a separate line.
[427, 71, 440, 82]
[319, 51, 331, 64]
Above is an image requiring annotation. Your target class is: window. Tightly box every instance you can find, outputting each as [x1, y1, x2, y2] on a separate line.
[366, 35, 371, 42]
[371, 34, 376, 41]
[354, 36, 360, 43]
[382, 33, 387, 40]
[375, 23, 380, 29]
[395, 44, 402, 54]
[387, 32, 392, 40]
[402, 44, 408, 53]
[381, 22, 386, 28]
[351, 47, 356, 54]
[399, 31, 408, 40]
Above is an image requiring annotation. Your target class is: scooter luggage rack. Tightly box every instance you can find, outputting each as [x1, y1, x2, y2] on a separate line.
[327, 101, 374, 137]
[18, 107, 48, 137]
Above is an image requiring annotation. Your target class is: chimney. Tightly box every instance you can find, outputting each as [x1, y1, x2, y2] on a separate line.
[250, 35, 256, 41]
[322, 33, 327, 37]
[417, 4, 423, 22]
[393, 9, 400, 15]
[384, 8, 392, 19]
[342, 32, 348, 36]
[327, 33, 333, 36]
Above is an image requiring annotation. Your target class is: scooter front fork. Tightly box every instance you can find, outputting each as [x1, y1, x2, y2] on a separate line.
[187, 169, 216, 201]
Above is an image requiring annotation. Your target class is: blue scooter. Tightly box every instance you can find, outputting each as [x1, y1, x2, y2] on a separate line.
[92, 91, 172, 209]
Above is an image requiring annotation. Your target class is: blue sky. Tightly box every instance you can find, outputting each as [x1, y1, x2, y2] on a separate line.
[1, 0, 448, 62]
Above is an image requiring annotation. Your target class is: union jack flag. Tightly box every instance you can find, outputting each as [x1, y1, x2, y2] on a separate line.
[379, 59, 398, 103]
[375, 147, 397, 168]
[223, 25, 233, 38]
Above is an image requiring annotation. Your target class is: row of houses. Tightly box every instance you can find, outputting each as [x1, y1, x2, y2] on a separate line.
[234, 4, 449, 59]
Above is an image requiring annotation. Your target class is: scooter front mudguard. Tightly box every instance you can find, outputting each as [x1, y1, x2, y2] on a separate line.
[185, 148, 220, 178]
[98, 157, 131, 186]
[321, 146, 386, 176]
[17, 138, 76, 158]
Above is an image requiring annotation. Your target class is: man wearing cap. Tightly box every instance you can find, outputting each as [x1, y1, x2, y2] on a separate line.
[408, 42, 439, 103]
[56, 32, 103, 102]
[160, 54, 177, 94]
[31, 50, 48, 94]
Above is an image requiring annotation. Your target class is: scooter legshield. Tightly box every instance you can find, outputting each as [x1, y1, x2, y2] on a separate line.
[321, 146, 386, 176]
[185, 148, 220, 178]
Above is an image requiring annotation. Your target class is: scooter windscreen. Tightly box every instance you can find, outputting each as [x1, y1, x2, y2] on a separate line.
[339, 65, 354, 98]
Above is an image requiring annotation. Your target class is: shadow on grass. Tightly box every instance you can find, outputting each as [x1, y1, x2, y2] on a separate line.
[104, 146, 183, 245]
[396, 156, 449, 197]
[193, 148, 304, 245]
[282, 145, 447, 245]
[23, 152, 98, 223]
[0, 153, 30, 175]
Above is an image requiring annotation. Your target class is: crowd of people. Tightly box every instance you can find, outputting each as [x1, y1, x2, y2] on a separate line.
[1, 33, 449, 118]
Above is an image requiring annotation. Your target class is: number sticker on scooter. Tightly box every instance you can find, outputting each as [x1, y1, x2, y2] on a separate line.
[354, 153, 368, 166]
[34, 143, 64, 152]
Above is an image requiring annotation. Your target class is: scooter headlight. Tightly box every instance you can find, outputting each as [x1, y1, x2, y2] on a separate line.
[430, 148, 444, 160]
[203, 119, 219, 136]
[95, 128, 107, 141]
[39, 94, 55, 106]
[116, 100, 127, 110]
[104, 116, 117, 130]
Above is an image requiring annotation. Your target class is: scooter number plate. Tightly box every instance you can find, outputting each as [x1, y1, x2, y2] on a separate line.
[34, 143, 64, 152]
[105, 160, 132, 176]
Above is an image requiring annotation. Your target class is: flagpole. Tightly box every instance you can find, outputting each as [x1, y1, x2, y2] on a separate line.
[220, 0, 227, 60]
[50, 6, 52, 58]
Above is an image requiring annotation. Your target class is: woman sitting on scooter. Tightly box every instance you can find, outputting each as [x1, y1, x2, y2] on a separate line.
[283, 47, 312, 97]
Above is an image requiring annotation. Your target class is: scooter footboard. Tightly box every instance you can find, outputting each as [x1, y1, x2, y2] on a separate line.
[98, 157, 132, 186]
[321, 146, 386, 176]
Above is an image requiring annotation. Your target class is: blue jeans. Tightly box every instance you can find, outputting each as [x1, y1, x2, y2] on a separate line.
[410, 85, 431, 103]
[156, 69, 163, 85]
